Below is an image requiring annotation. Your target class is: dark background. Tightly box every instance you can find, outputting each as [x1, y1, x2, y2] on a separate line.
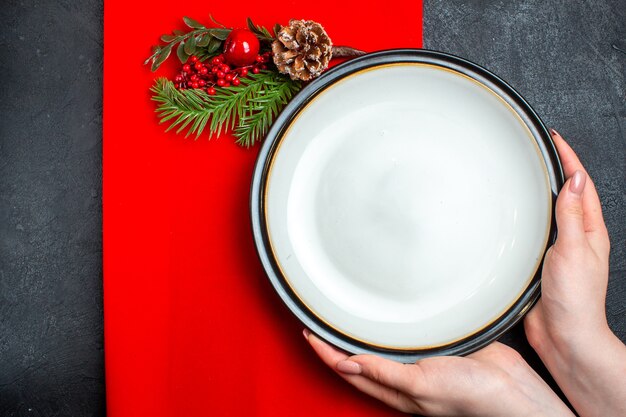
[0, 1, 105, 416]
[0, 0, 624, 415]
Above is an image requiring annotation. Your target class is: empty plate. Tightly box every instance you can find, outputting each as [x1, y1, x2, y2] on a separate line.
[250, 49, 563, 362]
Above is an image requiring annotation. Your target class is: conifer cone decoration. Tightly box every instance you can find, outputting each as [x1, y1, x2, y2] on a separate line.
[272, 19, 333, 81]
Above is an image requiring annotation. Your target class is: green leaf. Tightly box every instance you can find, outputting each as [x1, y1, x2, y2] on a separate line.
[196, 34, 210, 47]
[184, 35, 196, 55]
[144, 53, 156, 65]
[246, 17, 258, 33]
[173, 29, 185, 36]
[177, 41, 189, 63]
[183, 16, 205, 29]
[207, 36, 221, 53]
[246, 17, 274, 41]
[261, 27, 273, 39]
[161, 34, 176, 42]
[209, 28, 231, 40]
[151, 45, 172, 71]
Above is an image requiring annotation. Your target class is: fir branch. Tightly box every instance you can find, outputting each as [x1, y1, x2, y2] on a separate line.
[150, 72, 301, 146]
[150, 79, 213, 137]
[235, 73, 301, 147]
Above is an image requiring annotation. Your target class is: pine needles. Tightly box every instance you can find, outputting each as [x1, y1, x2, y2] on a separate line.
[150, 71, 301, 147]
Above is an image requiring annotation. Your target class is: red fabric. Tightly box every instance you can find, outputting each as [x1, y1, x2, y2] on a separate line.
[104, 2, 422, 416]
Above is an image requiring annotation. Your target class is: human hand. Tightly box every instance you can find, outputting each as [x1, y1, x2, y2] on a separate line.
[305, 330, 574, 417]
[524, 129, 611, 351]
[523, 130, 626, 417]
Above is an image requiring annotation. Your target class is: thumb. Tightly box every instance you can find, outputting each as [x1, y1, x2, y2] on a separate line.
[553, 170, 587, 250]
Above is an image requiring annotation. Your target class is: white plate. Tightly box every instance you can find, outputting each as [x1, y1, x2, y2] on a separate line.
[252, 50, 562, 358]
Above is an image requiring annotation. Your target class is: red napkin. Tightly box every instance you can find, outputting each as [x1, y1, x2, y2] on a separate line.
[104, 2, 422, 415]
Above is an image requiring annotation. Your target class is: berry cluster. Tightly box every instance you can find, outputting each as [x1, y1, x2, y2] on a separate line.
[174, 52, 272, 95]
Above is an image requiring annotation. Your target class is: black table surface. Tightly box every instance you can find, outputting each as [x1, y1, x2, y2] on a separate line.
[0, 0, 624, 415]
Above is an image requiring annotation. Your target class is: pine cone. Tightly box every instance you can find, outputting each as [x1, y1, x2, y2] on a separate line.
[272, 19, 332, 81]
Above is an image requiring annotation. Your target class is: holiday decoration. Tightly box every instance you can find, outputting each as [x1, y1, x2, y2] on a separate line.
[272, 19, 332, 81]
[223, 29, 261, 66]
[145, 16, 364, 147]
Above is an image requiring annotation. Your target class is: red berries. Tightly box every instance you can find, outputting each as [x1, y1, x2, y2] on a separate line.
[173, 51, 272, 94]
[223, 29, 260, 66]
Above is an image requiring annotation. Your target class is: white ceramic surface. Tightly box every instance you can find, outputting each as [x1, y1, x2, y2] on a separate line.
[265, 64, 551, 348]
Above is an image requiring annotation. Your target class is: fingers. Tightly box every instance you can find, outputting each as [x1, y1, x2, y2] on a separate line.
[550, 130, 608, 246]
[304, 330, 416, 413]
[553, 170, 587, 250]
[304, 329, 417, 392]
[345, 354, 424, 394]
[550, 129, 588, 179]
[304, 329, 350, 364]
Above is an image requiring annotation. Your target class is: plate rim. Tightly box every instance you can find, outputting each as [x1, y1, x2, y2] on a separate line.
[250, 48, 564, 362]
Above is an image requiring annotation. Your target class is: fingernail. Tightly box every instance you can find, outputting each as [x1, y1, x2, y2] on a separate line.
[337, 360, 362, 375]
[302, 328, 310, 341]
[549, 128, 559, 137]
[569, 170, 586, 195]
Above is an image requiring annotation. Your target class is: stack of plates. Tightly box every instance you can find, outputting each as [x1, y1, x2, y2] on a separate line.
[251, 49, 563, 362]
